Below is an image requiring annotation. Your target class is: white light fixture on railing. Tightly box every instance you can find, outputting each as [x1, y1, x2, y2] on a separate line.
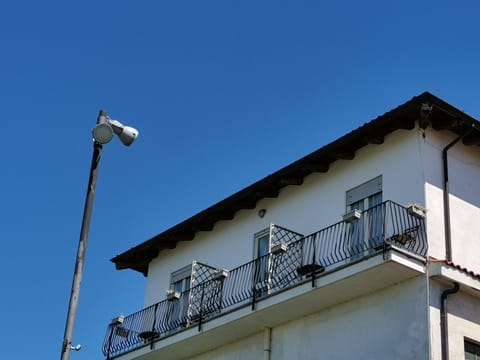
[111, 315, 125, 325]
[213, 269, 230, 281]
[166, 289, 181, 301]
[271, 243, 288, 255]
[343, 209, 362, 223]
[407, 204, 426, 219]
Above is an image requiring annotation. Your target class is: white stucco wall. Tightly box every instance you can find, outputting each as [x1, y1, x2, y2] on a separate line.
[189, 331, 264, 360]
[144, 129, 427, 307]
[270, 277, 429, 360]
[422, 129, 480, 271]
[447, 291, 480, 359]
[186, 277, 429, 360]
[428, 280, 480, 360]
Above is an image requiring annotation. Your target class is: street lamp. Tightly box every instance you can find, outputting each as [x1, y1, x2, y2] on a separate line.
[60, 110, 139, 360]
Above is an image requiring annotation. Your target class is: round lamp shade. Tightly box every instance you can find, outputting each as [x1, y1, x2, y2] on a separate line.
[93, 123, 114, 144]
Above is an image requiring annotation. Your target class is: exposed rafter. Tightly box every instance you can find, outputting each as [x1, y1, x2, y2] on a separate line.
[236, 199, 258, 210]
[397, 121, 416, 130]
[333, 151, 355, 160]
[302, 162, 329, 173]
[172, 232, 196, 241]
[191, 222, 215, 232]
[363, 135, 384, 145]
[280, 177, 304, 186]
[432, 117, 461, 131]
[254, 188, 279, 198]
[161, 241, 178, 250]
[462, 133, 480, 146]
[211, 211, 235, 221]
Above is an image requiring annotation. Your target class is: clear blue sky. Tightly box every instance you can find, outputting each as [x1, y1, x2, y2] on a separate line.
[1, 1, 479, 359]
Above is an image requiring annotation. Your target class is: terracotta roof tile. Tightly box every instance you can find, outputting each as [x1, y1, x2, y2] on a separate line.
[430, 257, 480, 281]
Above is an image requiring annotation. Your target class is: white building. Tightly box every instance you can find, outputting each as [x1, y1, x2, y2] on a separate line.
[102, 92, 480, 360]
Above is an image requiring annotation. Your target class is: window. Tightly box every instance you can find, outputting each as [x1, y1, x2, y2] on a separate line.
[254, 228, 271, 296]
[167, 265, 192, 327]
[465, 339, 480, 360]
[170, 265, 192, 293]
[255, 228, 270, 259]
[346, 176, 382, 210]
[346, 176, 383, 254]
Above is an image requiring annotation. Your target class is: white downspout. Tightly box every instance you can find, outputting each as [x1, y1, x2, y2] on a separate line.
[264, 327, 272, 360]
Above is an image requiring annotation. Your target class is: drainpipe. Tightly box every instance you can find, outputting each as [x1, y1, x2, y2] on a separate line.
[440, 282, 459, 360]
[264, 327, 272, 360]
[442, 127, 474, 261]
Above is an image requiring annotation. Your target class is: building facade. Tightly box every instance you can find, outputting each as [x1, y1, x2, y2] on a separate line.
[102, 92, 480, 360]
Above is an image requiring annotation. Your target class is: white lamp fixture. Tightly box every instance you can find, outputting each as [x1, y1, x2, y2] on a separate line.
[343, 209, 362, 223]
[92, 116, 139, 146]
[166, 289, 181, 301]
[111, 315, 125, 325]
[213, 268, 230, 280]
[92, 122, 114, 144]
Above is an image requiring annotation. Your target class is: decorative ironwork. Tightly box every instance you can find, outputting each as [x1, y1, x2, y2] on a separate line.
[188, 261, 222, 325]
[102, 201, 428, 358]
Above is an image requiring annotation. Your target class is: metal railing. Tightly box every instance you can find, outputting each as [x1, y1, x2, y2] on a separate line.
[102, 201, 427, 358]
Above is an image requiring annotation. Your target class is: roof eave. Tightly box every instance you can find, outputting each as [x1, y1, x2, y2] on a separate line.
[111, 91, 480, 275]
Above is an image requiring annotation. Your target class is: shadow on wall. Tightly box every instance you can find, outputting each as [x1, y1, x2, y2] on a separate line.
[423, 131, 480, 209]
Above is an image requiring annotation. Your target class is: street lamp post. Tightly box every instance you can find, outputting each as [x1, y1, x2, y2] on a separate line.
[60, 110, 139, 360]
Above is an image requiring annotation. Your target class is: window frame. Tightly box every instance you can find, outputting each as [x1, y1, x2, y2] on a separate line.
[170, 264, 192, 292]
[345, 176, 383, 254]
[465, 338, 480, 360]
[253, 227, 270, 258]
[346, 175, 382, 210]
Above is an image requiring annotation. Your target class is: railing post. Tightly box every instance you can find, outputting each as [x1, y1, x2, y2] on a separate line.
[218, 280, 223, 312]
[252, 258, 258, 310]
[311, 236, 316, 288]
[149, 303, 158, 349]
[382, 202, 389, 259]
[106, 324, 114, 360]
[198, 283, 205, 331]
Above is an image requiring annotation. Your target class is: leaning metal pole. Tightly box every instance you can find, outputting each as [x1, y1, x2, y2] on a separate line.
[61, 110, 108, 360]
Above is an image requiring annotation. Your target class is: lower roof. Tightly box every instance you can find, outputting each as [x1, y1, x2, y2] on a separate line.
[112, 91, 480, 275]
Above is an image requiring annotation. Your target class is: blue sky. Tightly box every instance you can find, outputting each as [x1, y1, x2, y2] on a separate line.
[1, 1, 479, 359]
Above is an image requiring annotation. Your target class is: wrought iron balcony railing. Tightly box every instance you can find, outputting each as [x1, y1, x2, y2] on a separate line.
[102, 200, 427, 358]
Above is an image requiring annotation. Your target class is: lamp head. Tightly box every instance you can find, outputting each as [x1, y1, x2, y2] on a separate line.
[92, 116, 139, 146]
[109, 119, 139, 146]
[92, 122, 114, 144]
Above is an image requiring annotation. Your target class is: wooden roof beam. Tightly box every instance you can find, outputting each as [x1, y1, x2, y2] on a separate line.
[191, 222, 215, 232]
[432, 117, 460, 131]
[280, 177, 304, 186]
[463, 134, 480, 146]
[254, 188, 279, 198]
[333, 151, 355, 160]
[211, 211, 235, 221]
[172, 231, 195, 241]
[397, 123, 416, 130]
[363, 135, 384, 145]
[115, 248, 159, 272]
[158, 241, 178, 250]
[302, 162, 329, 173]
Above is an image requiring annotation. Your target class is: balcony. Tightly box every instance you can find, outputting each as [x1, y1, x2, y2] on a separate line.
[102, 201, 427, 358]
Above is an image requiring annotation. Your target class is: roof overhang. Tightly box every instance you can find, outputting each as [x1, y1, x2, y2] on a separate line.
[429, 259, 480, 296]
[112, 92, 480, 275]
